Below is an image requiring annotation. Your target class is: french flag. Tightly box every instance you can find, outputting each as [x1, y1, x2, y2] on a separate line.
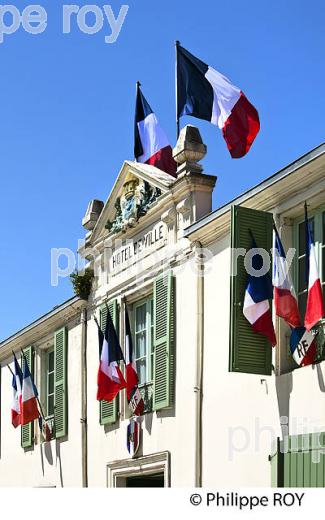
[11, 355, 23, 428]
[21, 355, 40, 426]
[304, 204, 325, 331]
[273, 226, 302, 328]
[134, 82, 177, 177]
[176, 43, 260, 158]
[243, 236, 276, 346]
[125, 306, 144, 416]
[97, 308, 126, 403]
[127, 419, 139, 457]
[39, 417, 52, 442]
[290, 326, 317, 367]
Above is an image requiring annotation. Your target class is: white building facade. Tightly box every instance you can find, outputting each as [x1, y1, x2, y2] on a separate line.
[0, 126, 325, 487]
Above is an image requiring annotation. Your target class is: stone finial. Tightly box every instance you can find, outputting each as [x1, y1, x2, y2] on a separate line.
[82, 199, 104, 231]
[173, 125, 207, 176]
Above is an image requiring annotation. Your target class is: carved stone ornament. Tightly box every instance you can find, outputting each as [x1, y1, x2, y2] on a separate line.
[105, 177, 161, 234]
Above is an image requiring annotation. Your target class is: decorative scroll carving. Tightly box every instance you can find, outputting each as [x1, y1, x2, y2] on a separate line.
[105, 178, 161, 234]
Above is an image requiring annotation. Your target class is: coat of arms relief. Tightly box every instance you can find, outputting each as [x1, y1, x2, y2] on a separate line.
[105, 176, 161, 234]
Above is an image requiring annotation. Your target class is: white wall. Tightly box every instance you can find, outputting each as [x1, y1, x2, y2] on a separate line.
[201, 233, 325, 487]
[87, 259, 199, 487]
[1, 182, 325, 487]
[0, 320, 83, 487]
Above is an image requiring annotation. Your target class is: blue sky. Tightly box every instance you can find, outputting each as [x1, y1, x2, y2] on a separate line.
[1, 0, 324, 340]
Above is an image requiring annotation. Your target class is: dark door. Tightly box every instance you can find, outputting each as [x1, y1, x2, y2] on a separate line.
[126, 472, 164, 487]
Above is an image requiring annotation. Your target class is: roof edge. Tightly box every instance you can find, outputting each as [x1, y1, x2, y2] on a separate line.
[0, 295, 84, 351]
[184, 142, 325, 238]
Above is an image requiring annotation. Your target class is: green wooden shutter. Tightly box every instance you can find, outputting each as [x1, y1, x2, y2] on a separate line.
[229, 205, 273, 375]
[99, 299, 118, 425]
[272, 434, 325, 487]
[153, 272, 175, 411]
[54, 327, 68, 438]
[21, 346, 34, 449]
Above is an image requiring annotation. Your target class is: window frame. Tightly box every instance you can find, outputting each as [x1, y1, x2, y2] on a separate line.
[133, 296, 154, 388]
[107, 451, 170, 488]
[44, 346, 55, 421]
[291, 204, 325, 366]
[293, 205, 325, 315]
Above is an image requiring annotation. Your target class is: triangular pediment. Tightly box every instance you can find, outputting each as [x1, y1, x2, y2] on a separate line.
[89, 161, 176, 244]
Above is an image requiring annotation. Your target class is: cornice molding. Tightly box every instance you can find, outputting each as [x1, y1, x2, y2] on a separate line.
[186, 152, 325, 246]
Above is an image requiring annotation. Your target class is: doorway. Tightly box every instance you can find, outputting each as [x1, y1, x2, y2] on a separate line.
[125, 472, 165, 487]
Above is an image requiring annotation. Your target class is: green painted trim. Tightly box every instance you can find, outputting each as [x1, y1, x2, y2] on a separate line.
[54, 327, 68, 439]
[45, 347, 54, 419]
[273, 433, 325, 487]
[229, 205, 273, 375]
[100, 397, 118, 426]
[21, 346, 34, 449]
[153, 272, 175, 411]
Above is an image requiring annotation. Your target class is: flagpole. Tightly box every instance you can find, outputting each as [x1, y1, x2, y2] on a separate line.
[11, 351, 19, 375]
[134, 81, 142, 163]
[94, 314, 100, 329]
[7, 364, 14, 376]
[175, 40, 180, 140]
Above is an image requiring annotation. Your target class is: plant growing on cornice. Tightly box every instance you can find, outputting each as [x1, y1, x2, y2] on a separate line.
[70, 267, 94, 300]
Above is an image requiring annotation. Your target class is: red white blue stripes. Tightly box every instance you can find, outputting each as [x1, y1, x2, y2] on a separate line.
[273, 224, 316, 367]
[290, 326, 317, 367]
[243, 236, 276, 346]
[21, 356, 40, 426]
[304, 206, 325, 331]
[134, 83, 177, 176]
[125, 306, 144, 416]
[273, 226, 301, 328]
[11, 355, 23, 428]
[96, 308, 126, 403]
[176, 44, 260, 158]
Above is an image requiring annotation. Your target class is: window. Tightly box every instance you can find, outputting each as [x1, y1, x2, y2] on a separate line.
[294, 208, 325, 319]
[133, 297, 154, 412]
[293, 207, 325, 364]
[45, 348, 55, 419]
[297, 217, 315, 317]
[134, 298, 154, 385]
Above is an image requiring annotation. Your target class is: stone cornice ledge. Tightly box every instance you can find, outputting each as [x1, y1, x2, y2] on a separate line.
[107, 450, 169, 470]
